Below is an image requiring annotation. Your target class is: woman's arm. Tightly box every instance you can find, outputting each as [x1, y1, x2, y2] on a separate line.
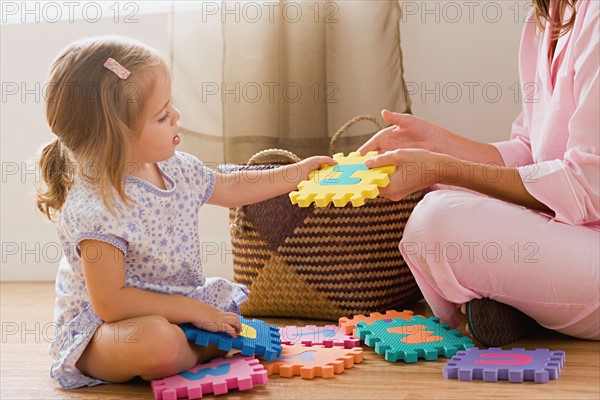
[364, 149, 550, 213]
[360, 109, 549, 213]
[359, 110, 507, 165]
[80, 240, 242, 337]
[207, 156, 336, 208]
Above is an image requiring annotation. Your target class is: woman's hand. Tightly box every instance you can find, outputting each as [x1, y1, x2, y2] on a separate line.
[365, 149, 450, 201]
[360, 109, 505, 165]
[359, 110, 449, 154]
[190, 304, 242, 338]
[366, 149, 550, 212]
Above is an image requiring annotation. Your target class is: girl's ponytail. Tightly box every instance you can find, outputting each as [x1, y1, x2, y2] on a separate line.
[36, 139, 74, 221]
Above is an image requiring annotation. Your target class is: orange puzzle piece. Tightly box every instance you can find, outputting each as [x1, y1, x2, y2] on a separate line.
[388, 325, 444, 344]
[339, 310, 419, 335]
[260, 344, 363, 379]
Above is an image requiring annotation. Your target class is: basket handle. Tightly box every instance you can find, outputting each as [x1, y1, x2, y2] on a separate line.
[231, 148, 301, 237]
[247, 148, 302, 165]
[329, 115, 383, 156]
[231, 116, 382, 236]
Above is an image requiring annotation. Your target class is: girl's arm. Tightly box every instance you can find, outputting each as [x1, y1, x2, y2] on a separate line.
[80, 240, 241, 337]
[207, 156, 336, 208]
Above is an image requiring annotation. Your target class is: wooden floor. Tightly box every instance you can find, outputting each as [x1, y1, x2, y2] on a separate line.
[1, 282, 599, 400]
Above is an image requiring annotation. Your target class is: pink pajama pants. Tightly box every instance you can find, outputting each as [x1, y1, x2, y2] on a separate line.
[400, 190, 600, 340]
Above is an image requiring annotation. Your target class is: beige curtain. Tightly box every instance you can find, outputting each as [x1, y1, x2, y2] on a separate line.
[169, 1, 411, 164]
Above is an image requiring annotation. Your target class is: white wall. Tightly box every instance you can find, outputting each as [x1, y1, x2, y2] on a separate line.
[400, 0, 528, 141]
[0, 0, 529, 281]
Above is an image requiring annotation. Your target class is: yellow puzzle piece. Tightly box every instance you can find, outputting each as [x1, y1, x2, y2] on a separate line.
[289, 151, 395, 207]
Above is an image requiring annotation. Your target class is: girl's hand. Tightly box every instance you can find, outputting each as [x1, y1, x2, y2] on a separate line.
[296, 156, 337, 180]
[364, 149, 450, 201]
[359, 109, 451, 155]
[191, 305, 242, 338]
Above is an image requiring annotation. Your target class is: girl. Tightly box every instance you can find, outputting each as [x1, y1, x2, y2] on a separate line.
[36, 35, 335, 389]
[360, 0, 599, 346]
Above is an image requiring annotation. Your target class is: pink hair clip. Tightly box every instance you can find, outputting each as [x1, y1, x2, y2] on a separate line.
[103, 57, 130, 79]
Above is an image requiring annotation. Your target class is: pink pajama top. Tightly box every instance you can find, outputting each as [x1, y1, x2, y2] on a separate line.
[493, 0, 599, 229]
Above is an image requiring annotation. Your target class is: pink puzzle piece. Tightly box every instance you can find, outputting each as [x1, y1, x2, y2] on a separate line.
[279, 325, 360, 349]
[151, 354, 268, 400]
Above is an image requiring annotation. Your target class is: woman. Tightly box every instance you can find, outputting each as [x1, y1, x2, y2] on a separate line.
[359, 0, 598, 345]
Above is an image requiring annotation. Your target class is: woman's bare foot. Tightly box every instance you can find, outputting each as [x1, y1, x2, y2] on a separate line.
[458, 304, 473, 335]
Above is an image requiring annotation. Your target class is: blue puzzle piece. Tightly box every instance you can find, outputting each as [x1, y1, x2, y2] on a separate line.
[180, 363, 230, 381]
[180, 316, 282, 361]
[443, 347, 565, 383]
[356, 316, 474, 363]
[280, 350, 317, 362]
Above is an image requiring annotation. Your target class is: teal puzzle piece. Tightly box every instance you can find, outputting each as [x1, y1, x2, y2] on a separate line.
[356, 316, 474, 363]
[320, 164, 369, 186]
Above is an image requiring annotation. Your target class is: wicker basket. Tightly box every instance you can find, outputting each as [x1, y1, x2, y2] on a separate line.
[221, 115, 423, 320]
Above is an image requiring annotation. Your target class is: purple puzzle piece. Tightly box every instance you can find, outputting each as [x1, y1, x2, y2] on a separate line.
[151, 354, 268, 399]
[279, 325, 360, 349]
[443, 347, 565, 384]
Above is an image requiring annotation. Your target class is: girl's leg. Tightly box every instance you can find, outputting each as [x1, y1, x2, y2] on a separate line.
[75, 315, 226, 382]
[400, 190, 600, 340]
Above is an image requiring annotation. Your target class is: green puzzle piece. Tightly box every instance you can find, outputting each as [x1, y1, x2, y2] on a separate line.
[356, 316, 474, 363]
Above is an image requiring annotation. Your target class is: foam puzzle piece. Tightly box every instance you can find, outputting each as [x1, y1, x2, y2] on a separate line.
[289, 151, 396, 207]
[279, 325, 360, 349]
[151, 355, 268, 400]
[339, 310, 417, 335]
[356, 315, 474, 363]
[261, 344, 364, 379]
[180, 316, 282, 361]
[443, 347, 566, 383]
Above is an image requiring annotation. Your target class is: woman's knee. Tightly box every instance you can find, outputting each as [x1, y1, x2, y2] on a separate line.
[401, 191, 461, 247]
[399, 190, 487, 270]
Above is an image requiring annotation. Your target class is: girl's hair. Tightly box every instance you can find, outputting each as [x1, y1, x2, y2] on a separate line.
[532, 0, 578, 38]
[36, 35, 166, 220]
